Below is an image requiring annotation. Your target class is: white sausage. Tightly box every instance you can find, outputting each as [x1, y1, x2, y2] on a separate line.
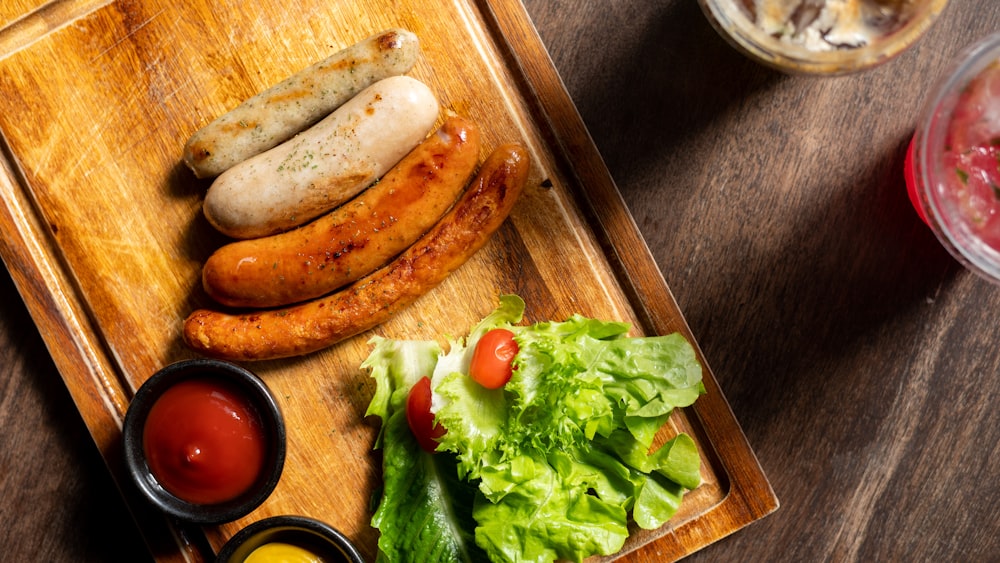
[184, 28, 421, 178]
[202, 75, 439, 239]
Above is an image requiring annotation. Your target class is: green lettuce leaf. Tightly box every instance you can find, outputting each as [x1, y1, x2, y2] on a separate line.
[365, 295, 705, 563]
[471, 450, 629, 563]
[363, 336, 441, 448]
[371, 408, 488, 562]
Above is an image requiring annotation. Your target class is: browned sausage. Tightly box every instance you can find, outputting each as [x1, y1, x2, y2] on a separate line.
[183, 143, 530, 361]
[202, 116, 482, 308]
[183, 28, 421, 178]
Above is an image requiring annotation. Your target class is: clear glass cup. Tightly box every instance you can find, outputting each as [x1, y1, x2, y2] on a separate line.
[698, 0, 950, 75]
[907, 32, 1000, 284]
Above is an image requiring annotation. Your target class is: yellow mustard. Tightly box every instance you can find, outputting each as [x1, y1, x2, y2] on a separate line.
[243, 541, 327, 563]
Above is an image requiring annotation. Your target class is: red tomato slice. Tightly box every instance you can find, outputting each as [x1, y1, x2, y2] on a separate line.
[405, 376, 446, 453]
[469, 328, 519, 389]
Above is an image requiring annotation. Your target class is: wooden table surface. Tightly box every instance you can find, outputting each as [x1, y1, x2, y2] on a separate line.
[2, 0, 998, 561]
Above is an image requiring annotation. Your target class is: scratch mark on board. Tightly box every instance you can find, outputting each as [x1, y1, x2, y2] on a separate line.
[89, 6, 166, 62]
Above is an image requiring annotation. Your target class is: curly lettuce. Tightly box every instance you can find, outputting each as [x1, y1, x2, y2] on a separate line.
[364, 295, 705, 563]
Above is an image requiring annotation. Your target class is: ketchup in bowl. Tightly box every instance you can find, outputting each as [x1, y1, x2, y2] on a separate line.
[123, 359, 285, 524]
[908, 33, 1000, 283]
[142, 377, 267, 505]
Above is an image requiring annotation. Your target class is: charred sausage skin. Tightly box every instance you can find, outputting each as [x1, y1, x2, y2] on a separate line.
[184, 28, 421, 179]
[201, 115, 482, 308]
[183, 143, 531, 361]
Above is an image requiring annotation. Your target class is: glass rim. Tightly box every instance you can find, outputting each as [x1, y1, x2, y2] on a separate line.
[698, 0, 951, 75]
[913, 32, 1000, 283]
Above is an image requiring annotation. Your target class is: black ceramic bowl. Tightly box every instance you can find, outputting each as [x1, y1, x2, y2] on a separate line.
[215, 515, 365, 563]
[122, 358, 286, 524]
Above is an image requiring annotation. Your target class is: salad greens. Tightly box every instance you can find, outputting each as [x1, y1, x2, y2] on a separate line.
[364, 295, 705, 563]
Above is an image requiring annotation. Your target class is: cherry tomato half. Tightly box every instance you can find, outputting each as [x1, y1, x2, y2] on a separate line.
[469, 328, 519, 389]
[405, 376, 446, 453]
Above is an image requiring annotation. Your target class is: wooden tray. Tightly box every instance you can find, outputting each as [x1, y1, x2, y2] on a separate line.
[0, 0, 778, 561]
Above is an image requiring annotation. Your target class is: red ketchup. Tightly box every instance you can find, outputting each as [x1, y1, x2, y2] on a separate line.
[142, 377, 267, 505]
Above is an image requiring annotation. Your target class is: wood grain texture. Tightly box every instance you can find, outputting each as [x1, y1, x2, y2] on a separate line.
[527, 0, 1000, 561]
[0, 0, 773, 561]
[0, 265, 151, 562]
[8, 0, 1000, 562]
[0, 0, 112, 60]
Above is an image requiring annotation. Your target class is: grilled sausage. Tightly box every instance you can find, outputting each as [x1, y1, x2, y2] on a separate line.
[183, 28, 421, 178]
[201, 115, 481, 308]
[183, 143, 530, 361]
[202, 75, 440, 239]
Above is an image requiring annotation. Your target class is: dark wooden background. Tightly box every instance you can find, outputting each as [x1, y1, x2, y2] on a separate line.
[3, 0, 999, 561]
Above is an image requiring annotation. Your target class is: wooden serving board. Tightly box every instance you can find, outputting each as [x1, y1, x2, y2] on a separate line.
[0, 0, 778, 561]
